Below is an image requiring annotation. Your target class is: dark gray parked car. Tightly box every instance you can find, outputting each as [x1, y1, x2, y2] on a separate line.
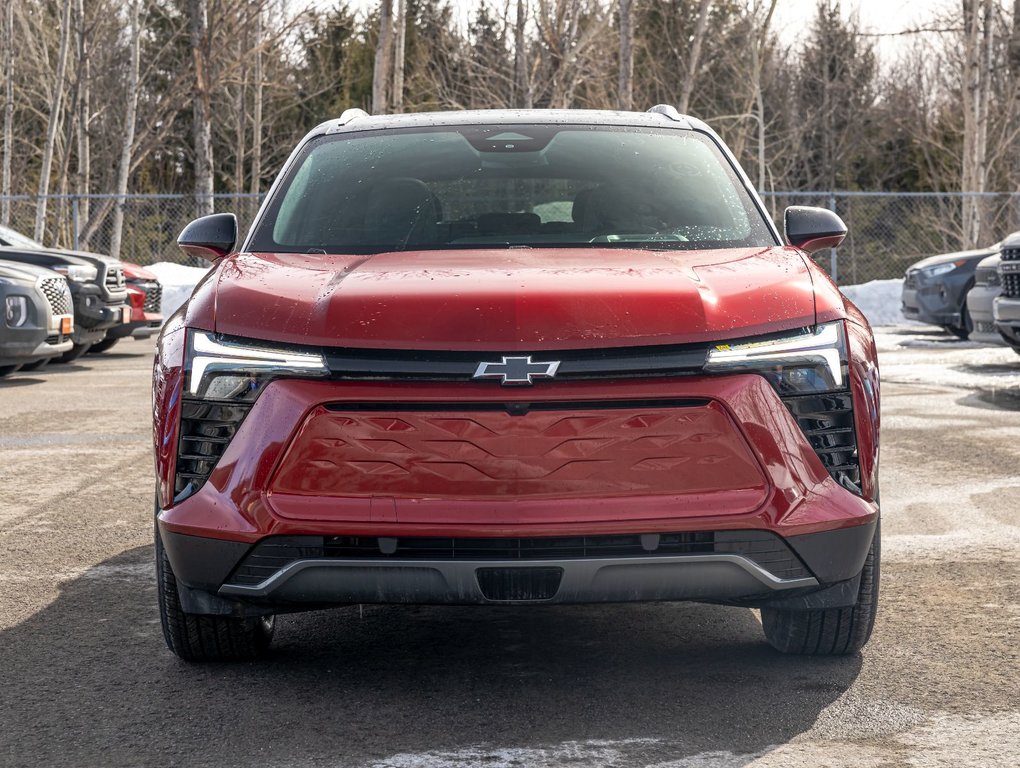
[901, 243, 1002, 339]
[0, 261, 74, 376]
[993, 232, 1020, 354]
[966, 254, 1004, 346]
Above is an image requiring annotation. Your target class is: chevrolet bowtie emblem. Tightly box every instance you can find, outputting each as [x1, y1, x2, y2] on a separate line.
[472, 356, 561, 386]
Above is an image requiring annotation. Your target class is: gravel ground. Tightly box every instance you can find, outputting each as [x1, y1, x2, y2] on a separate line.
[0, 327, 1018, 768]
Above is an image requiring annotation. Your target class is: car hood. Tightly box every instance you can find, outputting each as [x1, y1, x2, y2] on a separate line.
[0, 258, 64, 282]
[907, 246, 998, 272]
[210, 246, 822, 351]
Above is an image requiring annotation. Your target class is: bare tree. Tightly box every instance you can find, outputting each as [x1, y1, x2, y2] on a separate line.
[960, 0, 995, 247]
[250, 3, 263, 194]
[513, 0, 531, 107]
[190, 0, 214, 217]
[34, 0, 73, 242]
[372, 0, 393, 113]
[74, 0, 91, 235]
[109, 0, 141, 258]
[618, 0, 634, 110]
[1, 0, 13, 225]
[678, 0, 712, 114]
[392, 0, 406, 112]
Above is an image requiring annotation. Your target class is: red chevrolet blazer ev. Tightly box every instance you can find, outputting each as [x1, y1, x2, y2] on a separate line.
[152, 107, 880, 661]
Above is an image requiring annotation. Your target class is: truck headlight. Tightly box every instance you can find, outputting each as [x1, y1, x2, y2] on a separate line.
[52, 264, 99, 283]
[185, 329, 328, 400]
[5, 296, 28, 328]
[704, 321, 847, 394]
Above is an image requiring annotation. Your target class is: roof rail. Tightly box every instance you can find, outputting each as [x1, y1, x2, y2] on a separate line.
[647, 104, 683, 121]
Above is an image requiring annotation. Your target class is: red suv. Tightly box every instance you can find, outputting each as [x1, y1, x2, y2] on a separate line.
[153, 107, 880, 661]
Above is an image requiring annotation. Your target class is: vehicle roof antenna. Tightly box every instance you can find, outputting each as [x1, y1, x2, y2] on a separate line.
[647, 104, 683, 121]
[337, 108, 370, 126]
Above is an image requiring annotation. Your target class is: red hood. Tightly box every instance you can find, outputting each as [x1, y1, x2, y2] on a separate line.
[123, 262, 159, 281]
[210, 247, 823, 350]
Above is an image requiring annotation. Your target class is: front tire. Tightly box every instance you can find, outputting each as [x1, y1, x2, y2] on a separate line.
[155, 527, 275, 661]
[56, 342, 91, 363]
[87, 337, 120, 354]
[761, 520, 880, 655]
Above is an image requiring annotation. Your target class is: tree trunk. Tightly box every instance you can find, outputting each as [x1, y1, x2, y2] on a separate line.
[74, 0, 90, 242]
[392, 0, 406, 113]
[233, 8, 247, 195]
[513, 0, 531, 108]
[34, 0, 73, 243]
[249, 5, 263, 195]
[678, 0, 711, 114]
[190, 0, 214, 218]
[372, 0, 393, 113]
[1, 0, 14, 225]
[109, 0, 141, 258]
[617, 0, 634, 110]
[961, 0, 991, 248]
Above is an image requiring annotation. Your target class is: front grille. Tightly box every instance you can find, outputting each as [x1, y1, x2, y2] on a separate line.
[174, 398, 251, 497]
[1001, 247, 1020, 262]
[224, 530, 812, 587]
[104, 264, 125, 292]
[39, 277, 71, 315]
[782, 391, 860, 493]
[975, 321, 996, 334]
[904, 271, 919, 288]
[137, 280, 162, 313]
[1003, 273, 1020, 299]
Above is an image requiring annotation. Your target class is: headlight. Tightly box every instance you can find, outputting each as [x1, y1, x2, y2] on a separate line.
[704, 321, 847, 394]
[52, 264, 98, 282]
[186, 330, 328, 400]
[5, 296, 28, 328]
[921, 260, 964, 278]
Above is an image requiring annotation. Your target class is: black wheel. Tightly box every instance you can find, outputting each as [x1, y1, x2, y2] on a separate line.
[761, 520, 880, 655]
[19, 358, 50, 372]
[55, 342, 92, 363]
[0, 364, 21, 377]
[945, 302, 974, 340]
[87, 337, 120, 354]
[155, 527, 274, 662]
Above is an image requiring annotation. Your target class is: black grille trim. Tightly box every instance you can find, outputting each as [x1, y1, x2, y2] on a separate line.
[781, 391, 861, 493]
[324, 344, 709, 381]
[224, 530, 813, 587]
[39, 277, 71, 315]
[323, 398, 710, 414]
[136, 280, 162, 313]
[174, 398, 251, 498]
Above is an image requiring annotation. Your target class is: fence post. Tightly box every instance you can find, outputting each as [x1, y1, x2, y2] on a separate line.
[71, 196, 80, 251]
[827, 193, 839, 283]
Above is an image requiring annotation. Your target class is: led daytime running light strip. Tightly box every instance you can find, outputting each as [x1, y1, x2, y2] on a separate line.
[704, 322, 844, 388]
[188, 330, 327, 395]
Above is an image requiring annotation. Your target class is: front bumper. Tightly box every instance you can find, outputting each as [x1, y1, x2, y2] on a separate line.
[967, 283, 1005, 345]
[901, 272, 970, 326]
[993, 296, 1020, 347]
[157, 373, 878, 614]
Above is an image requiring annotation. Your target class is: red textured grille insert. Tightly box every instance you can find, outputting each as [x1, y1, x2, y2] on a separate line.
[270, 401, 767, 521]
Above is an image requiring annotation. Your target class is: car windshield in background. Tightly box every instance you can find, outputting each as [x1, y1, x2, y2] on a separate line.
[248, 125, 776, 254]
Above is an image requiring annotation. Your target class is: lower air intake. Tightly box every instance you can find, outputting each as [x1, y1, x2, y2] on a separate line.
[174, 398, 251, 498]
[476, 567, 563, 601]
[782, 391, 861, 494]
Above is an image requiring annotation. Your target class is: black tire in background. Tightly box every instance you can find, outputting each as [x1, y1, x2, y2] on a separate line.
[18, 358, 49, 372]
[155, 524, 275, 662]
[761, 519, 880, 656]
[55, 342, 92, 363]
[87, 337, 120, 354]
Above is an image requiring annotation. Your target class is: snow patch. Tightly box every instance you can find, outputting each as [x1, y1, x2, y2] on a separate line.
[146, 261, 212, 318]
[840, 278, 915, 327]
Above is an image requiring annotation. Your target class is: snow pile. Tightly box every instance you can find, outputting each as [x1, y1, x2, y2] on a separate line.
[147, 262, 212, 318]
[840, 278, 913, 327]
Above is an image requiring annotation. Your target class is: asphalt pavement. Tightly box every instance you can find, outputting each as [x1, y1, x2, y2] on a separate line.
[1, 329, 1018, 767]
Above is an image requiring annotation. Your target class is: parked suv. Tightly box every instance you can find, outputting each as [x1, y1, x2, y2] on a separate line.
[0, 226, 129, 361]
[994, 232, 1020, 354]
[0, 261, 74, 375]
[154, 108, 881, 661]
[88, 262, 163, 353]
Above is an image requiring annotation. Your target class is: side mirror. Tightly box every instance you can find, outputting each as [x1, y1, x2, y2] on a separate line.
[177, 213, 238, 261]
[784, 206, 847, 254]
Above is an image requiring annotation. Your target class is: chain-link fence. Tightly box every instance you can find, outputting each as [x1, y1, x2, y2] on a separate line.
[2, 191, 1019, 284]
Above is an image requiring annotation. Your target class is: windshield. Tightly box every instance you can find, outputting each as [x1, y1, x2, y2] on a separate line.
[0, 224, 45, 249]
[248, 124, 776, 254]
